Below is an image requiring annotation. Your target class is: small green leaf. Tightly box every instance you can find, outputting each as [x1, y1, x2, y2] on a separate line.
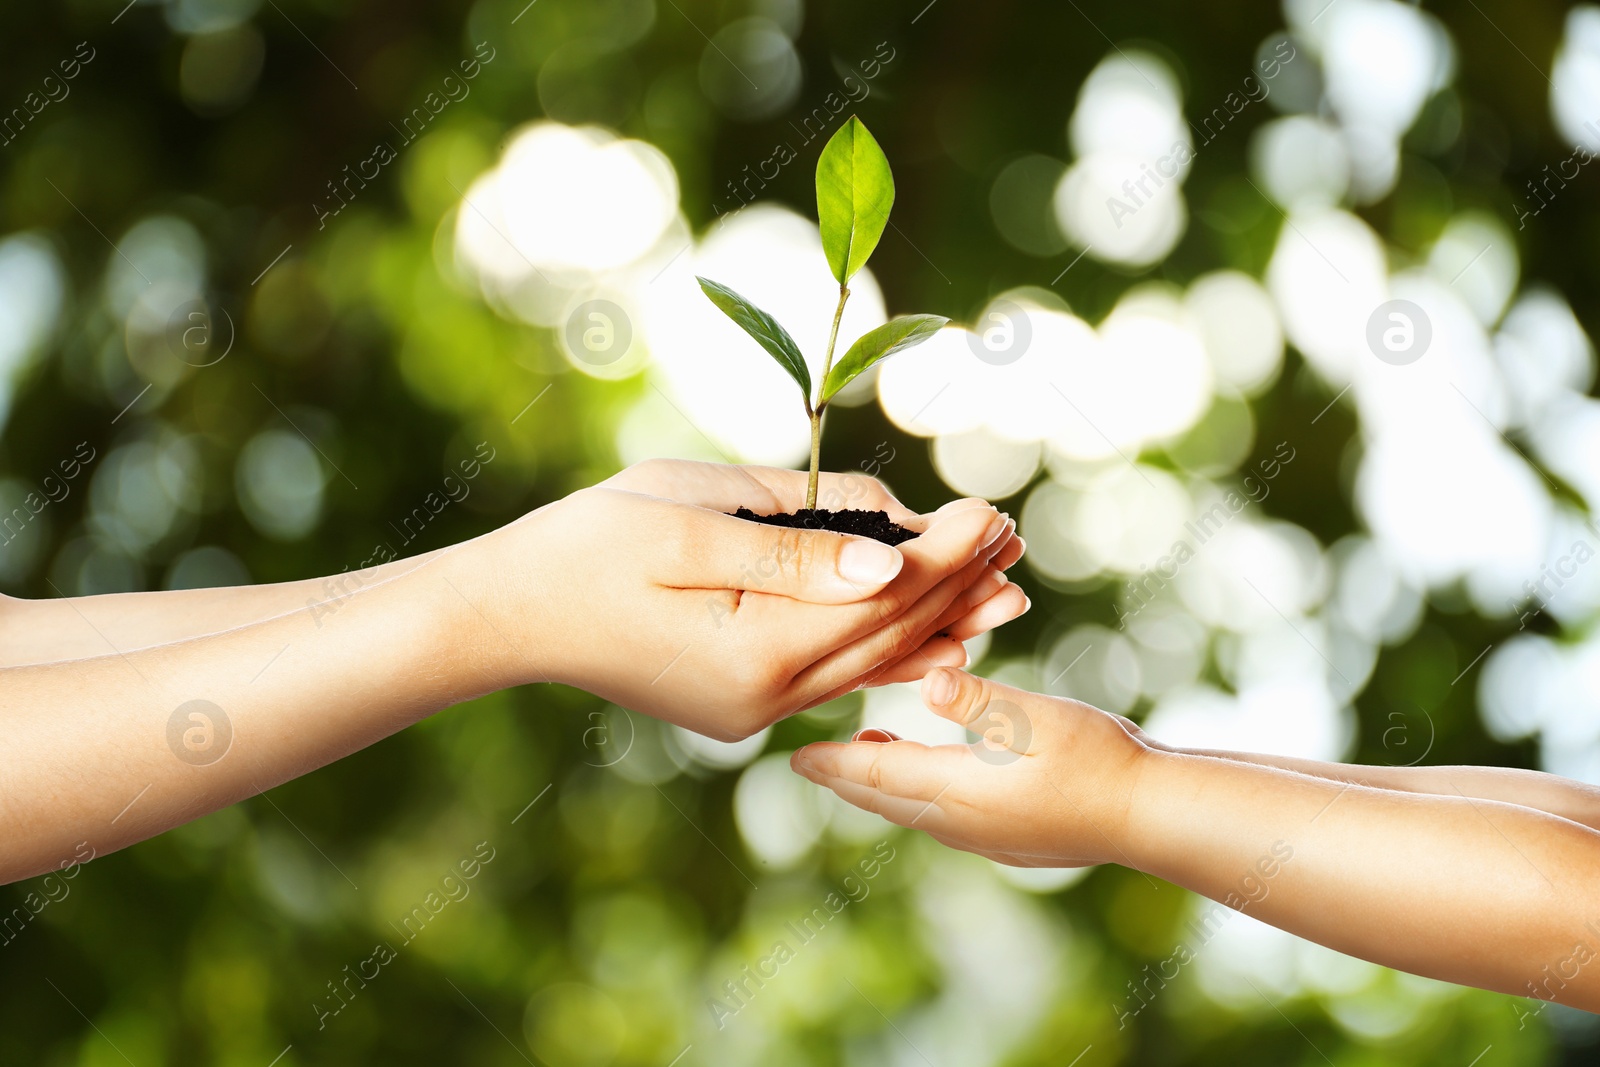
[816, 116, 895, 286]
[696, 276, 812, 404]
[822, 314, 947, 403]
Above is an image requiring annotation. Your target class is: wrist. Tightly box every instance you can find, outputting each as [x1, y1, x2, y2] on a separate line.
[437, 511, 564, 692]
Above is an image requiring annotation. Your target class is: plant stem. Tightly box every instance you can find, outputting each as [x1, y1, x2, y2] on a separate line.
[806, 284, 851, 510]
[806, 410, 824, 510]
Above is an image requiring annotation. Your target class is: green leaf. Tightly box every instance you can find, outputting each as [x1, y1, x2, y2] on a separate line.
[822, 314, 948, 403]
[696, 276, 812, 403]
[816, 116, 895, 286]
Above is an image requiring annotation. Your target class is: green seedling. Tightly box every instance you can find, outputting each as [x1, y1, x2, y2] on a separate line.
[697, 115, 948, 510]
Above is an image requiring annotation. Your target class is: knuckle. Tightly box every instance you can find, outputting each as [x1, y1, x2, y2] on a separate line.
[884, 605, 932, 653]
[772, 527, 815, 586]
[955, 689, 991, 728]
[865, 751, 887, 792]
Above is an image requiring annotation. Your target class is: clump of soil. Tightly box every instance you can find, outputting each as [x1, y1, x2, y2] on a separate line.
[730, 507, 917, 546]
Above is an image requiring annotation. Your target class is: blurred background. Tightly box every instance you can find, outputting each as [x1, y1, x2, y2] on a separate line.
[2, 0, 1599, 1062]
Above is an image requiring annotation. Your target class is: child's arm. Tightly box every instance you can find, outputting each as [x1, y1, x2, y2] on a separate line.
[792, 669, 1600, 1011]
[1158, 746, 1600, 833]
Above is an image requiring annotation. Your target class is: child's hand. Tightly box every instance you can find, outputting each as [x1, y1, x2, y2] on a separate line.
[790, 669, 1153, 867]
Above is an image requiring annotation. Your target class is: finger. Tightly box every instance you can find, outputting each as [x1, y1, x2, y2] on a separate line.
[799, 559, 1006, 704]
[791, 741, 969, 829]
[602, 460, 924, 526]
[921, 668, 1050, 755]
[899, 522, 1021, 643]
[810, 774, 948, 828]
[664, 505, 907, 604]
[736, 502, 1004, 654]
[786, 559, 992, 711]
[913, 570, 1018, 645]
[934, 497, 996, 517]
[857, 571, 1025, 689]
[863, 636, 969, 687]
[793, 560, 1005, 699]
[989, 528, 1024, 572]
[793, 740, 965, 801]
[708, 463, 923, 524]
[941, 582, 1030, 640]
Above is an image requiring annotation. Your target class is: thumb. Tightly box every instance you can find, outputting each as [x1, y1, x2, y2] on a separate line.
[921, 668, 1039, 763]
[672, 507, 906, 604]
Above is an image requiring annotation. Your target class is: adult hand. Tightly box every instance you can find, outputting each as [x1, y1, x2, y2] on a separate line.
[470, 460, 1028, 740]
[601, 459, 1027, 657]
[0, 460, 1027, 883]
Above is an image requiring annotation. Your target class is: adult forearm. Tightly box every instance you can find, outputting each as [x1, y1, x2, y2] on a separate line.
[0, 543, 525, 885]
[0, 548, 448, 667]
[1175, 747, 1600, 832]
[1127, 751, 1600, 1009]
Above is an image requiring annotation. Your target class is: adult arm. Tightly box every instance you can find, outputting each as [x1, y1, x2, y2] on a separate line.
[0, 467, 1022, 884]
[0, 461, 1021, 668]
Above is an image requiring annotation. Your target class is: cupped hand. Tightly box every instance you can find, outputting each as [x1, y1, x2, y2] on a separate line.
[475, 460, 1028, 740]
[600, 459, 1028, 686]
[790, 669, 1154, 867]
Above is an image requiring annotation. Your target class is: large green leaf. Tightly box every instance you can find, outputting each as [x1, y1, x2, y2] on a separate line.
[816, 116, 895, 286]
[696, 276, 812, 404]
[821, 314, 948, 403]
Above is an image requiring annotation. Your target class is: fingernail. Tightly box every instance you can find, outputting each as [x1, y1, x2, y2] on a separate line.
[986, 518, 1015, 558]
[839, 539, 903, 585]
[926, 668, 958, 706]
[795, 753, 816, 774]
[1021, 594, 1033, 614]
[982, 513, 1008, 547]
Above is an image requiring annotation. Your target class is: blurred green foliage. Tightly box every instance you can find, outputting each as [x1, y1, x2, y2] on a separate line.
[0, 0, 1596, 1064]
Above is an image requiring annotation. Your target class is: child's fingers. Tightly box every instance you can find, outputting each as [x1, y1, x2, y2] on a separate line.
[790, 740, 971, 831]
[921, 667, 1047, 757]
[810, 774, 950, 829]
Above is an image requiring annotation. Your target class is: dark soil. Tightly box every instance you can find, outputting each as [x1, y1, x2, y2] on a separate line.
[730, 507, 917, 546]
